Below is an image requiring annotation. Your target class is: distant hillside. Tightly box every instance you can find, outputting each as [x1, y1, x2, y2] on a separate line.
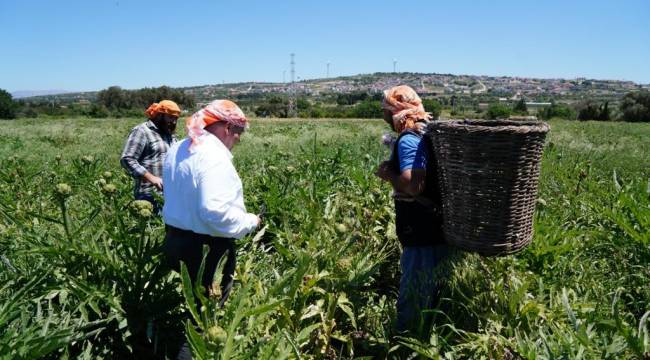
[12, 90, 74, 99]
[19, 72, 650, 105]
[183, 72, 646, 105]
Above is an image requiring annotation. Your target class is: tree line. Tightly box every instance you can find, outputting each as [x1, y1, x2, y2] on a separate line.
[0, 86, 195, 119]
[1, 87, 650, 122]
[248, 95, 442, 120]
[482, 93, 649, 122]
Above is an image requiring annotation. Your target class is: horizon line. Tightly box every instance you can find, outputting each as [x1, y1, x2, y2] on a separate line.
[10, 70, 650, 96]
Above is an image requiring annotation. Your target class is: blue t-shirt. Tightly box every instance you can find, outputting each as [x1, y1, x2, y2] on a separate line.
[397, 133, 427, 172]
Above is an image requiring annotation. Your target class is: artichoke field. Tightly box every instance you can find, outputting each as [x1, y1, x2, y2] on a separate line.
[0, 118, 648, 359]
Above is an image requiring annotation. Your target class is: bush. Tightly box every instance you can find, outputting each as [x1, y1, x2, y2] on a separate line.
[577, 101, 610, 121]
[348, 100, 383, 118]
[336, 92, 369, 105]
[0, 89, 17, 119]
[97, 85, 195, 112]
[254, 95, 289, 118]
[485, 103, 512, 119]
[86, 104, 110, 118]
[619, 91, 650, 122]
[421, 99, 442, 119]
[513, 99, 528, 115]
[539, 103, 576, 120]
[22, 107, 39, 118]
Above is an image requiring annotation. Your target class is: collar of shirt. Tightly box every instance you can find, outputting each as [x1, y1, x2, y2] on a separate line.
[200, 133, 233, 161]
[147, 119, 178, 142]
[146, 120, 159, 131]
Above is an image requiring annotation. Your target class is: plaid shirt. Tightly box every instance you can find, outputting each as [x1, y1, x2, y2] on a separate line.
[120, 120, 177, 197]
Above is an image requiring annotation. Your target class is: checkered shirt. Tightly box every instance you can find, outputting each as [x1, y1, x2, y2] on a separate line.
[120, 120, 177, 197]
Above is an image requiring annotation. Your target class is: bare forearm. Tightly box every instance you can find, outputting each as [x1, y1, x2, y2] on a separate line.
[375, 162, 425, 196]
[142, 172, 155, 182]
[385, 171, 407, 192]
[386, 172, 424, 195]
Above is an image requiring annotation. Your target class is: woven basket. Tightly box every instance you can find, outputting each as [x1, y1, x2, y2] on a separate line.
[426, 120, 550, 256]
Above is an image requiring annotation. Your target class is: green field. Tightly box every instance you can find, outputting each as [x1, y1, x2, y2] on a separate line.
[0, 118, 649, 359]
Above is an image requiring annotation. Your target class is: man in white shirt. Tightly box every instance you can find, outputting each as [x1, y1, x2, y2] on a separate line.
[162, 99, 260, 305]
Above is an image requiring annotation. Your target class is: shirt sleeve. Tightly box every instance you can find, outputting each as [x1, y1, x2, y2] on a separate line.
[120, 127, 148, 177]
[197, 160, 258, 239]
[397, 134, 427, 172]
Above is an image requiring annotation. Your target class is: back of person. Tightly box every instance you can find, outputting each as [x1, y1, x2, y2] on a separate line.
[161, 99, 260, 359]
[120, 100, 180, 211]
[389, 129, 444, 247]
[375, 85, 449, 332]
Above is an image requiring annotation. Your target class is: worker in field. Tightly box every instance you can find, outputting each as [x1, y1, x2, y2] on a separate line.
[374, 85, 449, 332]
[162, 99, 260, 359]
[120, 100, 180, 213]
[162, 99, 261, 301]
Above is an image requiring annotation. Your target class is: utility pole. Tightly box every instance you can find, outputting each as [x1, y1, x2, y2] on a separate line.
[288, 53, 296, 117]
[290, 53, 295, 83]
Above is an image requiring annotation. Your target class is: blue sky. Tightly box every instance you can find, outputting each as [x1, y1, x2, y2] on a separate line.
[1, 0, 649, 92]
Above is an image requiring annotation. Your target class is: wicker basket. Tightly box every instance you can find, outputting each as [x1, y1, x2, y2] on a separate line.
[426, 120, 550, 256]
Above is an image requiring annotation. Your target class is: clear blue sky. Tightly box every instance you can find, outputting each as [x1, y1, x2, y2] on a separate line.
[1, 0, 649, 92]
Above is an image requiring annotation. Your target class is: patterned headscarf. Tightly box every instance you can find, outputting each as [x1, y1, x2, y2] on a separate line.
[186, 99, 248, 150]
[382, 85, 431, 133]
[145, 100, 181, 119]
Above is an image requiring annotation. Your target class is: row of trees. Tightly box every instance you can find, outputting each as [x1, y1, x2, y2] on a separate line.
[482, 93, 650, 122]
[0, 86, 197, 119]
[2, 87, 649, 122]
[253, 96, 384, 119]
[252, 95, 442, 119]
[96, 86, 195, 112]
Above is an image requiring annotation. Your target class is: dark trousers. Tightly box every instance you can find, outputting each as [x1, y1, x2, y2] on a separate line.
[163, 226, 236, 360]
[163, 225, 236, 305]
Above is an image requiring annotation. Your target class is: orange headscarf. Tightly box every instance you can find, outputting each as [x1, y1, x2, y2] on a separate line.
[186, 99, 248, 150]
[145, 100, 181, 119]
[382, 85, 431, 133]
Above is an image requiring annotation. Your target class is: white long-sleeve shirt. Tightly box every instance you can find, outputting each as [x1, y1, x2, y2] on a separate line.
[162, 134, 258, 239]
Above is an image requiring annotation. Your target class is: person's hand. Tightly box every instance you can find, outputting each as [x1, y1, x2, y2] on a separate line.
[144, 173, 164, 191]
[374, 161, 393, 182]
[150, 176, 164, 191]
[256, 216, 262, 227]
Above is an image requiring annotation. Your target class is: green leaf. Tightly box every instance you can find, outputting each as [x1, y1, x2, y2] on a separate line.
[180, 262, 203, 329]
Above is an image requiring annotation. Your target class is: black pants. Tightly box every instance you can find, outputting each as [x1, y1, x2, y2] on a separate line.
[394, 200, 444, 247]
[163, 225, 236, 304]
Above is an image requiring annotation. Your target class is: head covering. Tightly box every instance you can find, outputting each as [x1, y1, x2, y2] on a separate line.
[382, 85, 431, 133]
[145, 100, 181, 119]
[186, 99, 248, 150]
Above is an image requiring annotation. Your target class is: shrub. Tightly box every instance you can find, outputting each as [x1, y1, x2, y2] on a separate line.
[0, 89, 17, 119]
[577, 101, 610, 121]
[422, 99, 442, 119]
[348, 100, 383, 118]
[539, 103, 576, 120]
[86, 104, 110, 118]
[513, 98, 528, 115]
[619, 91, 650, 122]
[485, 103, 512, 119]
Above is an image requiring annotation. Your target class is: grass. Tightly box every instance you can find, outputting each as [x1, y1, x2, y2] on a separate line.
[0, 117, 648, 359]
